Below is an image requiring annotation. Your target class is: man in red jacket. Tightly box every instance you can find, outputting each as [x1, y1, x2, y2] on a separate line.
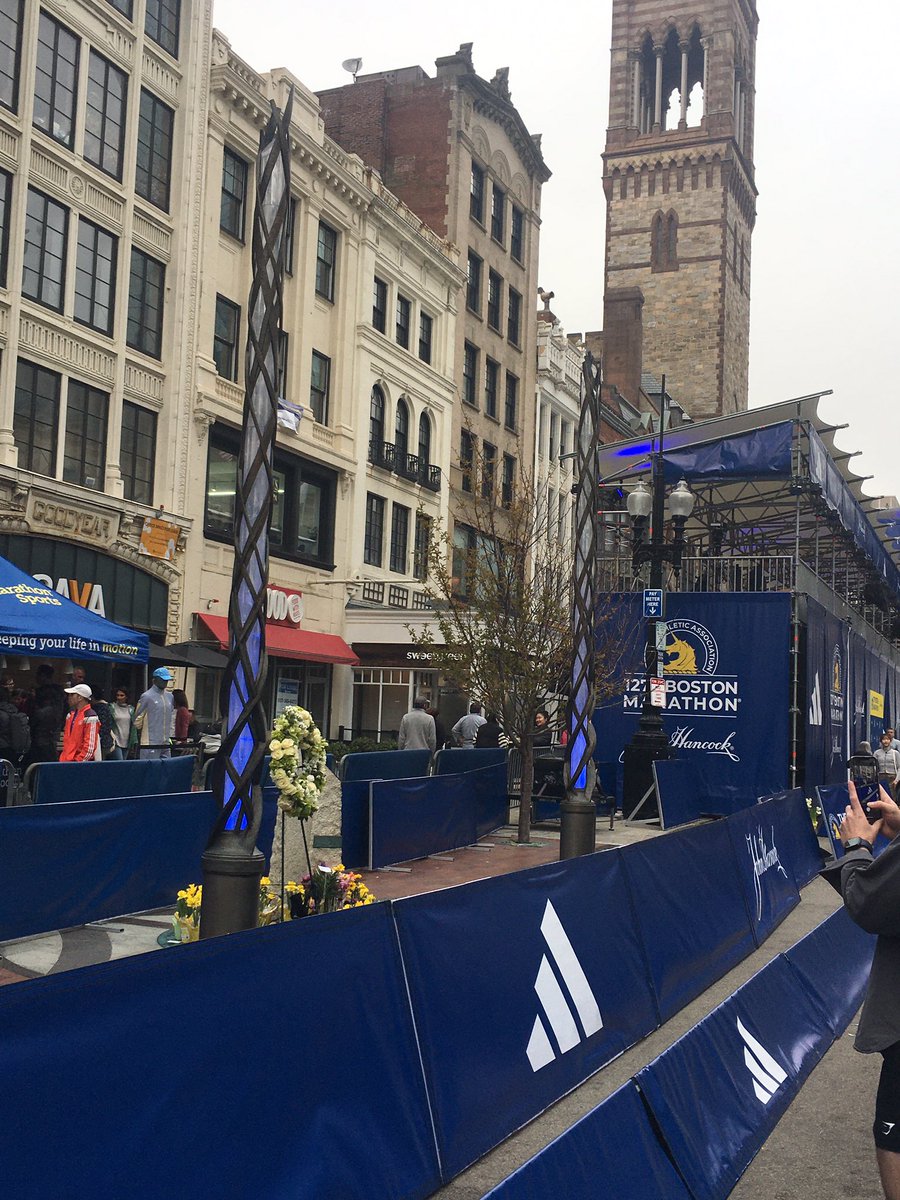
[60, 684, 100, 762]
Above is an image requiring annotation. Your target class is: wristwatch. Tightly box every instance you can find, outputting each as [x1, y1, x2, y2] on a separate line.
[843, 837, 873, 853]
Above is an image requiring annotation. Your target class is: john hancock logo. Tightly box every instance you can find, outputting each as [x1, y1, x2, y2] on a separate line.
[623, 617, 741, 762]
[746, 825, 789, 922]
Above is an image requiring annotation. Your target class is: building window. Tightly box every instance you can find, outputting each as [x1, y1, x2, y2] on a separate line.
[120, 400, 156, 505]
[0, 0, 23, 113]
[390, 504, 409, 574]
[372, 276, 387, 332]
[14, 359, 59, 477]
[315, 221, 337, 301]
[491, 184, 505, 243]
[502, 453, 515, 508]
[470, 159, 485, 223]
[275, 329, 288, 397]
[63, 380, 107, 490]
[74, 218, 116, 335]
[507, 287, 522, 346]
[84, 51, 127, 179]
[364, 493, 385, 566]
[145, 0, 179, 58]
[394, 397, 410, 461]
[487, 269, 502, 331]
[463, 341, 479, 407]
[482, 441, 496, 499]
[220, 148, 248, 241]
[395, 294, 411, 349]
[504, 371, 518, 431]
[418, 311, 432, 364]
[309, 350, 330, 425]
[106, 0, 133, 17]
[484, 357, 499, 420]
[212, 294, 240, 380]
[0, 167, 9, 288]
[460, 430, 474, 493]
[33, 12, 79, 150]
[23, 187, 67, 312]
[417, 411, 431, 467]
[466, 249, 482, 313]
[284, 197, 296, 275]
[369, 384, 385, 460]
[136, 88, 174, 212]
[511, 205, 524, 262]
[414, 512, 431, 580]
[651, 209, 678, 272]
[206, 426, 336, 565]
[127, 248, 165, 359]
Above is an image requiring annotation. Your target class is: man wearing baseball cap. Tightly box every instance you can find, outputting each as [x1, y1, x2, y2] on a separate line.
[60, 684, 100, 762]
[134, 668, 175, 759]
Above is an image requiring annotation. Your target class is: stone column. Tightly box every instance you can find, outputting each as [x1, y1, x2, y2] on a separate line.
[631, 53, 642, 128]
[701, 37, 710, 122]
[679, 42, 690, 127]
[654, 47, 664, 130]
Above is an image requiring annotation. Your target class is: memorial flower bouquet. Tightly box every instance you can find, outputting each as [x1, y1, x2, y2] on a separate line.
[287, 864, 377, 919]
[173, 883, 202, 941]
[268, 706, 328, 821]
[258, 876, 281, 925]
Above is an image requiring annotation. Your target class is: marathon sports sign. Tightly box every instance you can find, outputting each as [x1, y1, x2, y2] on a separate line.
[595, 593, 792, 812]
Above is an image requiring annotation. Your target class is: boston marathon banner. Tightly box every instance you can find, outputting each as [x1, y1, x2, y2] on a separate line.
[804, 597, 849, 788]
[595, 593, 791, 813]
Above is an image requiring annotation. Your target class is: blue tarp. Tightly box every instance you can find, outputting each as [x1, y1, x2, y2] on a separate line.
[339, 749, 432, 782]
[0, 551, 148, 662]
[660, 422, 794, 483]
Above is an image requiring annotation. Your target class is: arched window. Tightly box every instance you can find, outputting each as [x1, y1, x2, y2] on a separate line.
[651, 209, 678, 271]
[418, 411, 431, 467]
[369, 385, 385, 460]
[395, 397, 409, 459]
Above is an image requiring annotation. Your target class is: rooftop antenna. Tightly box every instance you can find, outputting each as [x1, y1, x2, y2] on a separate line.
[341, 57, 363, 83]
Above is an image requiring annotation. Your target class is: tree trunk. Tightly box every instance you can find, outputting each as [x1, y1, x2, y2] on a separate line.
[517, 736, 533, 844]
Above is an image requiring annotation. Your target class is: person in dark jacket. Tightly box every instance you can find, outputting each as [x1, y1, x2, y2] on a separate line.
[532, 709, 552, 748]
[28, 664, 66, 764]
[427, 705, 448, 750]
[475, 712, 502, 748]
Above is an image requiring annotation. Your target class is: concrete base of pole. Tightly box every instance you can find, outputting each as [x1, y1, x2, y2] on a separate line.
[200, 841, 266, 939]
[559, 792, 597, 859]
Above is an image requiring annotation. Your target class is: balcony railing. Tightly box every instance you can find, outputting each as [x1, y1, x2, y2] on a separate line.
[597, 554, 797, 594]
[368, 440, 441, 491]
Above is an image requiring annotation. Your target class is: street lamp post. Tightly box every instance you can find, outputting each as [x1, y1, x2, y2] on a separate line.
[621, 384, 695, 820]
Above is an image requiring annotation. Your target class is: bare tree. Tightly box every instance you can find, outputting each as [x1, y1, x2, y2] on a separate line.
[411, 438, 631, 843]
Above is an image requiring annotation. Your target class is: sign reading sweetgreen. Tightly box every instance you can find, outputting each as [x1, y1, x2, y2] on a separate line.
[0, 534, 168, 634]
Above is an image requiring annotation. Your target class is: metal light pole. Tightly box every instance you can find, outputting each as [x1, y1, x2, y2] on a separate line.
[621, 380, 695, 821]
[560, 352, 602, 859]
[201, 96, 293, 938]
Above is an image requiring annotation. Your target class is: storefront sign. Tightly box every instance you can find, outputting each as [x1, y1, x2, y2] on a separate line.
[139, 517, 180, 561]
[274, 675, 300, 717]
[26, 495, 118, 548]
[32, 573, 106, 616]
[266, 584, 304, 628]
[352, 643, 447, 668]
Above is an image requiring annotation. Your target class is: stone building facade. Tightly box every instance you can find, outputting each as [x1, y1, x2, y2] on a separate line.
[603, 0, 758, 419]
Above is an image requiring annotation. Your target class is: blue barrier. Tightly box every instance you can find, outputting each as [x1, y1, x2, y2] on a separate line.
[482, 1080, 691, 1200]
[637, 953, 832, 1200]
[340, 779, 371, 869]
[620, 820, 756, 1021]
[727, 797, 801, 947]
[473, 761, 509, 839]
[369, 775, 469, 869]
[393, 850, 659, 1179]
[31, 756, 196, 804]
[654, 757, 708, 829]
[432, 747, 506, 776]
[783, 907, 875, 1038]
[339, 749, 432, 782]
[0, 904, 441, 1200]
[761, 788, 824, 886]
[0, 791, 218, 941]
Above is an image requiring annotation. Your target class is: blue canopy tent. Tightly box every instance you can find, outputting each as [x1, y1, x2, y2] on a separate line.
[0, 553, 148, 664]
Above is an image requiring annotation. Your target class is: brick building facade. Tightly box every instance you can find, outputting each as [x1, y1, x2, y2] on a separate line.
[603, 0, 758, 419]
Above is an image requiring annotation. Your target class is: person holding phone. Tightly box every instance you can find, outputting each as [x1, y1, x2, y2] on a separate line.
[823, 781, 900, 1199]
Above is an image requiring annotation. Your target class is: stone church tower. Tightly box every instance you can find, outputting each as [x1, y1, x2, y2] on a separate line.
[603, 0, 758, 418]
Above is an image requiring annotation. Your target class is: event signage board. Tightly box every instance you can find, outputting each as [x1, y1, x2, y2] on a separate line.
[392, 851, 659, 1179]
[595, 593, 792, 812]
[643, 588, 663, 618]
[726, 797, 800, 946]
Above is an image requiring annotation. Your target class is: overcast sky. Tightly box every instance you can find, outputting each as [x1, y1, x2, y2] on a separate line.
[213, 0, 898, 501]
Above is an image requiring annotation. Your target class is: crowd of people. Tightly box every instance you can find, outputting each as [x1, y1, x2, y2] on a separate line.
[397, 699, 560, 755]
[0, 664, 199, 771]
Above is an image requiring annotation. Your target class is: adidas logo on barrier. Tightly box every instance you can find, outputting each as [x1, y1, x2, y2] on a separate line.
[526, 900, 603, 1073]
[737, 1017, 787, 1105]
[808, 672, 823, 726]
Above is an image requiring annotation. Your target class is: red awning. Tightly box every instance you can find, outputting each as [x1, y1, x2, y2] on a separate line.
[196, 614, 358, 666]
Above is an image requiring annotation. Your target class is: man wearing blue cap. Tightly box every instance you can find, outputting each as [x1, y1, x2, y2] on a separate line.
[135, 668, 175, 759]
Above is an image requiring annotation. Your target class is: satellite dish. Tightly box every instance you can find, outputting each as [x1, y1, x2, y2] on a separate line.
[341, 57, 363, 82]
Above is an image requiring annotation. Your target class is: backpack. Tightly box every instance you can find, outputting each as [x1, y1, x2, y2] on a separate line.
[0, 701, 30, 758]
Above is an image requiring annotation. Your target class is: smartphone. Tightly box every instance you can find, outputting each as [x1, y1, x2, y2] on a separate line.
[852, 779, 881, 824]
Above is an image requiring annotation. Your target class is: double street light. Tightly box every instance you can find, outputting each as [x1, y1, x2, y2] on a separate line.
[620, 395, 696, 821]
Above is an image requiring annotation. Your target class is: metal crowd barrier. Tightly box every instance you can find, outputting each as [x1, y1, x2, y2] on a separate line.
[0, 758, 22, 807]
